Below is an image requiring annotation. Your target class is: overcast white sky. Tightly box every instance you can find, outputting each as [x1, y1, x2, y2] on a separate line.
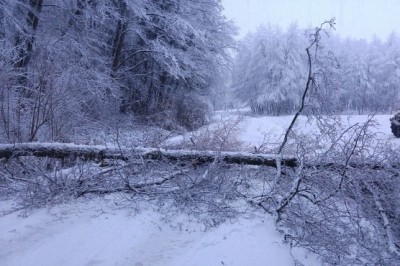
[221, 0, 400, 40]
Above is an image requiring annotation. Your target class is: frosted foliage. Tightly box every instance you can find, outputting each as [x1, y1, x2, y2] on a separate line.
[0, 0, 236, 142]
[233, 24, 307, 115]
[233, 24, 400, 115]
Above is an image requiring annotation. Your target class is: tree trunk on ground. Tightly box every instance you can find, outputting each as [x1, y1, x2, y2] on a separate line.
[0, 142, 297, 167]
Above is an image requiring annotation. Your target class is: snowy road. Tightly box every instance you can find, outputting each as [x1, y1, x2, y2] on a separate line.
[0, 197, 318, 266]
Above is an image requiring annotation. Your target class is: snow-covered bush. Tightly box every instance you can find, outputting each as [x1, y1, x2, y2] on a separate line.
[175, 96, 211, 131]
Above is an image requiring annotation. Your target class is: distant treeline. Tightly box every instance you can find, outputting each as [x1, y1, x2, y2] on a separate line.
[232, 23, 400, 115]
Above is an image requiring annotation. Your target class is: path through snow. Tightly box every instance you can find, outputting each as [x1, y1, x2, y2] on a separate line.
[0, 197, 319, 266]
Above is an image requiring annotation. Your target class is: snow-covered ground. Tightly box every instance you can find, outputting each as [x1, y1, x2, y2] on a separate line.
[238, 114, 397, 147]
[1, 197, 319, 266]
[168, 112, 398, 151]
[1, 112, 397, 266]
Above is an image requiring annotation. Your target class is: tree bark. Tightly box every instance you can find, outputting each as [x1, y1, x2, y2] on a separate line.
[14, 0, 44, 69]
[0, 142, 397, 171]
[0, 142, 297, 167]
[111, 0, 128, 74]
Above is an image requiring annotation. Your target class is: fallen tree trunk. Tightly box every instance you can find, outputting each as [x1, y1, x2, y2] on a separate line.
[0, 142, 297, 167]
[0, 143, 396, 170]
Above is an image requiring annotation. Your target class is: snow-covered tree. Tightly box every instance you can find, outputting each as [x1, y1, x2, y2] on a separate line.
[232, 24, 307, 115]
[232, 23, 400, 116]
[0, 0, 237, 141]
[101, 0, 237, 129]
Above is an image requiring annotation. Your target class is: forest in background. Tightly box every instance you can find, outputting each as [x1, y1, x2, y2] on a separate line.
[232, 24, 400, 115]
